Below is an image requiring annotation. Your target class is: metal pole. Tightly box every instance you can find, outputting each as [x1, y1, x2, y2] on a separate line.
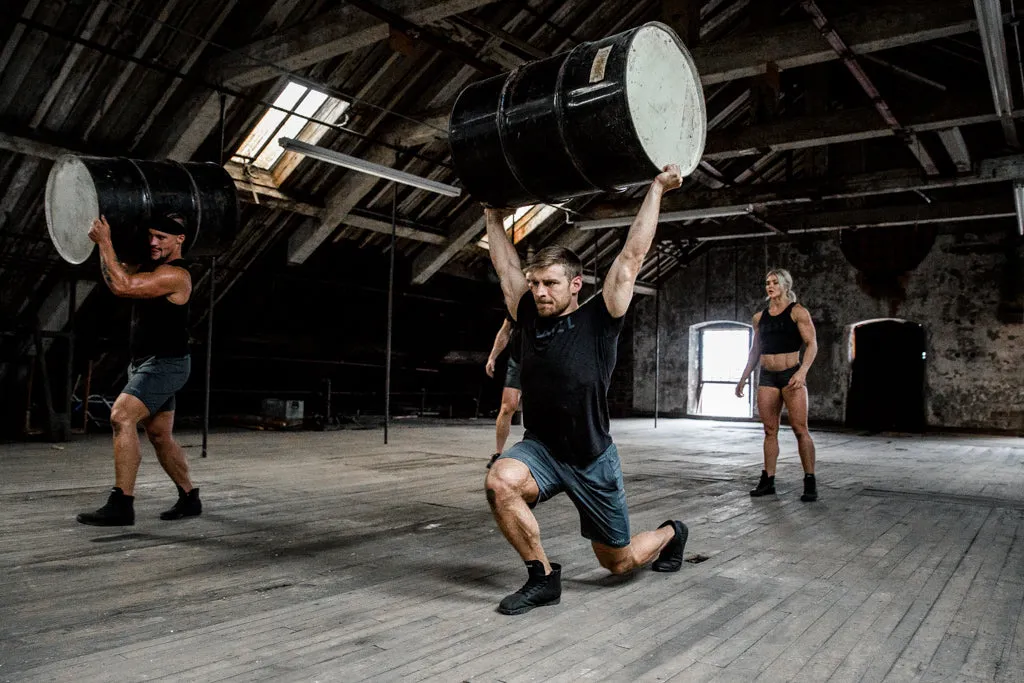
[82, 360, 92, 434]
[218, 93, 226, 166]
[384, 184, 397, 444]
[202, 256, 215, 458]
[324, 378, 332, 427]
[654, 247, 661, 428]
[66, 279, 76, 439]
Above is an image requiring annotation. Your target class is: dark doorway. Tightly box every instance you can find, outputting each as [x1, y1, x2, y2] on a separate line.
[846, 320, 926, 432]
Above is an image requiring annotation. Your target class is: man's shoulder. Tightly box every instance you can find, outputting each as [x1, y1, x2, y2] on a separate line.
[157, 259, 193, 277]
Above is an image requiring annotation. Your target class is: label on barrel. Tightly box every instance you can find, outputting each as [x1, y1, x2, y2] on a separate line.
[589, 46, 612, 84]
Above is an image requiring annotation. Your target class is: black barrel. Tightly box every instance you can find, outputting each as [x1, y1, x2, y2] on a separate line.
[449, 22, 706, 208]
[45, 156, 239, 264]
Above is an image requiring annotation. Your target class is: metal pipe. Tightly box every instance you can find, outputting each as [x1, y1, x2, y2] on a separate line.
[654, 248, 661, 429]
[384, 184, 397, 444]
[202, 256, 215, 458]
[324, 378, 332, 425]
[81, 360, 92, 434]
[65, 279, 76, 435]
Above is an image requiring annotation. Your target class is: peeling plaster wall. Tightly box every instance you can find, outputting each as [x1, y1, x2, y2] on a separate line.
[631, 231, 1024, 430]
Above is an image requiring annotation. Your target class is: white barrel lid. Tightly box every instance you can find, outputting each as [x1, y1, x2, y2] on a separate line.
[624, 23, 707, 177]
[45, 156, 100, 264]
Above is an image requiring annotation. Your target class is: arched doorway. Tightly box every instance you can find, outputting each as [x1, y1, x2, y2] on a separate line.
[845, 319, 927, 432]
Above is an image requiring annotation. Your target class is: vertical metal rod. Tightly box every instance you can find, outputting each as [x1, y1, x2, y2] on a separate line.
[384, 184, 397, 444]
[218, 93, 226, 167]
[82, 360, 92, 434]
[66, 279, 76, 436]
[654, 248, 661, 428]
[202, 256, 215, 458]
[324, 378, 332, 427]
[733, 246, 739, 322]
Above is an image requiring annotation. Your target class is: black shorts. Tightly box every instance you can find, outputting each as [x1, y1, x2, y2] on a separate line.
[504, 357, 522, 391]
[759, 364, 800, 389]
[122, 355, 190, 415]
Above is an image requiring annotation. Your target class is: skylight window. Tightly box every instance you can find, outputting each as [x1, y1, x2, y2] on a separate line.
[231, 81, 349, 175]
[478, 204, 560, 250]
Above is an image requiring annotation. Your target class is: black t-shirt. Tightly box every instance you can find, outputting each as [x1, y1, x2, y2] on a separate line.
[515, 290, 625, 466]
[129, 259, 192, 361]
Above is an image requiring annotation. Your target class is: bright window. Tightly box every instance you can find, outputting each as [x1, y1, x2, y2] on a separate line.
[478, 204, 560, 250]
[230, 81, 349, 179]
[696, 326, 753, 418]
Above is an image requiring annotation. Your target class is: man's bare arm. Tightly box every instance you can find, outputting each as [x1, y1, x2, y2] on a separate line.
[486, 318, 514, 378]
[90, 217, 188, 299]
[485, 208, 529, 319]
[602, 165, 682, 318]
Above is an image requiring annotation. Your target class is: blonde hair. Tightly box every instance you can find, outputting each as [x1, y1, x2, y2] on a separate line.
[766, 268, 797, 303]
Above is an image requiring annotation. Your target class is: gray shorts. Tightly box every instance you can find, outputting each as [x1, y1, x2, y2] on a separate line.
[499, 439, 630, 548]
[122, 355, 190, 416]
[504, 357, 521, 391]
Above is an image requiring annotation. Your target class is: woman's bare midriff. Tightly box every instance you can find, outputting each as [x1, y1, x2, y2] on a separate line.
[760, 351, 800, 372]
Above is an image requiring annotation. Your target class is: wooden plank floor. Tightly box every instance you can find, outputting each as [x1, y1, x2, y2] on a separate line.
[1, 419, 1022, 682]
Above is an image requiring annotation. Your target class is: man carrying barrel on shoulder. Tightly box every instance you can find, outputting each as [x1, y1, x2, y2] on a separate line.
[77, 213, 202, 526]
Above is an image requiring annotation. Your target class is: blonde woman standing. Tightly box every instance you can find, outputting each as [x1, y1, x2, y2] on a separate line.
[736, 269, 819, 502]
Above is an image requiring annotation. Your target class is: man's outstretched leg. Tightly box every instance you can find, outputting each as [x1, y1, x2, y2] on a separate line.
[485, 457, 561, 615]
[592, 522, 688, 575]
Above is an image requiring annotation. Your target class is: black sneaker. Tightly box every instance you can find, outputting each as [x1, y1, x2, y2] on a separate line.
[652, 520, 688, 572]
[486, 453, 501, 469]
[77, 487, 134, 526]
[159, 486, 202, 520]
[749, 469, 776, 497]
[497, 561, 561, 615]
[800, 473, 818, 502]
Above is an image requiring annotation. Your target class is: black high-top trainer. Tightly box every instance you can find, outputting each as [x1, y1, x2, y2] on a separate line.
[652, 520, 689, 572]
[159, 485, 202, 520]
[749, 470, 776, 497]
[800, 473, 818, 502]
[497, 561, 561, 615]
[77, 487, 135, 526]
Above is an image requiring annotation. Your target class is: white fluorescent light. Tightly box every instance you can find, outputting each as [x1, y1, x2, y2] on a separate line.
[279, 137, 462, 197]
[575, 204, 754, 230]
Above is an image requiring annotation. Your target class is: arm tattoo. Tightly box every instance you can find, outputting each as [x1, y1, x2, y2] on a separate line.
[99, 256, 115, 289]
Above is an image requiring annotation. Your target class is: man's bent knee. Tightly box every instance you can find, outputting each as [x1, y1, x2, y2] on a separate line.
[110, 407, 136, 432]
[763, 423, 780, 437]
[485, 459, 535, 504]
[595, 547, 635, 575]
